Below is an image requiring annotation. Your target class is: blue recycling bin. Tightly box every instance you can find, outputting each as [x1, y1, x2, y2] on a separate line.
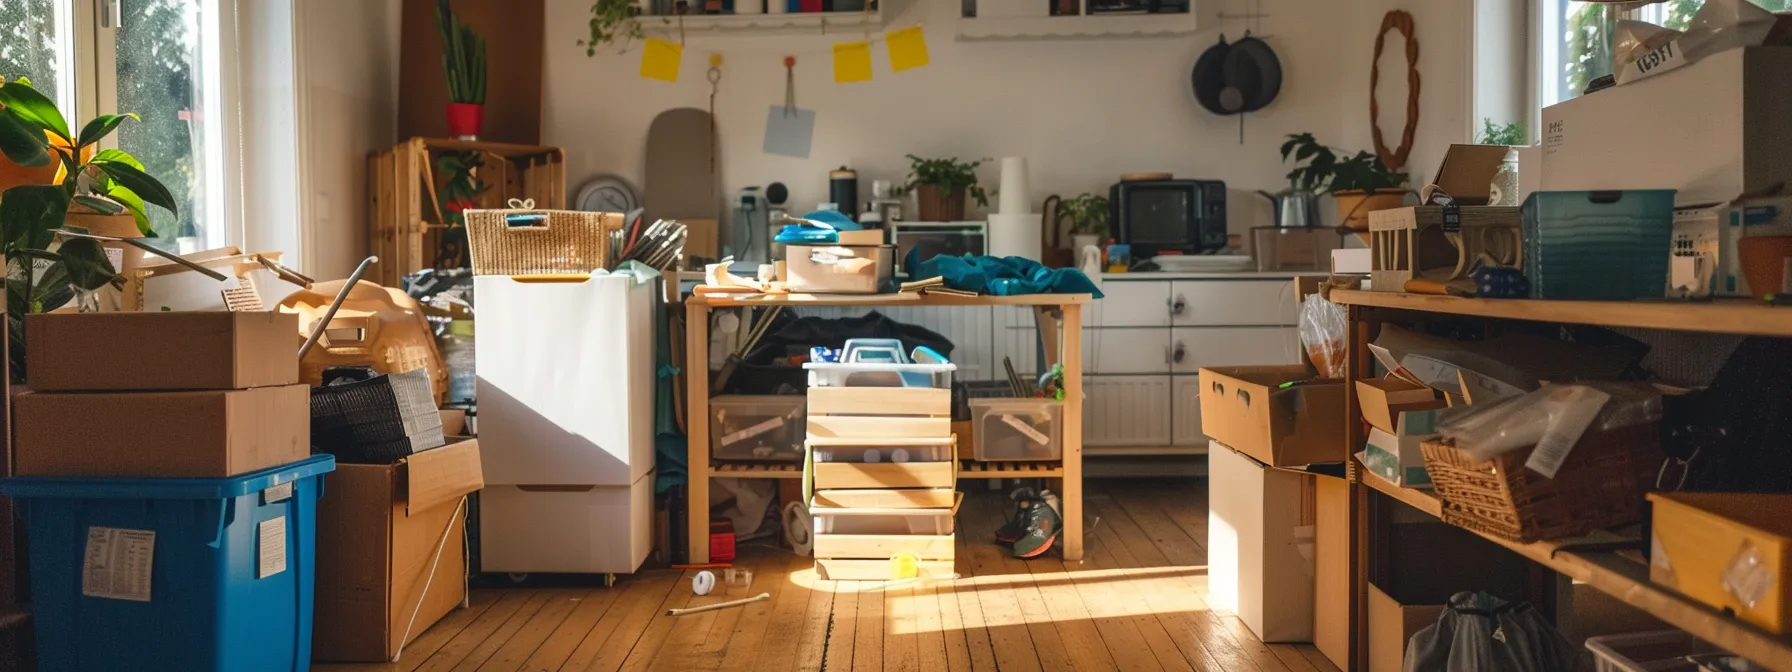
[0, 455, 335, 672]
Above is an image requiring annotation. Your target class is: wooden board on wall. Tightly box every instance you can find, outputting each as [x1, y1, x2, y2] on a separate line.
[398, 0, 545, 144]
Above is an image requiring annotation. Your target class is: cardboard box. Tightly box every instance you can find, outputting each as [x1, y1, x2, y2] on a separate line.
[785, 244, 895, 294]
[1362, 425, 1433, 488]
[1313, 474, 1350, 670]
[1253, 227, 1342, 272]
[1542, 47, 1792, 204]
[314, 439, 484, 662]
[14, 384, 309, 477]
[26, 311, 299, 391]
[1209, 442, 1316, 643]
[479, 473, 655, 574]
[1356, 377, 1445, 435]
[1649, 492, 1792, 634]
[1332, 248, 1371, 275]
[835, 229, 885, 246]
[1430, 144, 1516, 205]
[1368, 583, 1446, 672]
[1199, 366, 1346, 467]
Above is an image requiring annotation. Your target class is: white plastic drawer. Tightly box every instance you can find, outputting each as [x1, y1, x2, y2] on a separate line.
[1084, 328, 1172, 374]
[710, 395, 805, 462]
[1170, 280, 1298, 326]
[1171, 327, 1301, 374]
[1087, 281, 1171, 327]
[970, 398, 1063, 461]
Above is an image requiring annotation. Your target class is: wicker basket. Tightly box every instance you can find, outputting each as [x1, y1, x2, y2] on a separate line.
[1419, 422, 1662, 543]
[310, 367, 446, 464]
[466, 205, 622, 276]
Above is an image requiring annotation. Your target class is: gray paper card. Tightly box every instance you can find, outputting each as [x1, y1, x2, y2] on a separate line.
[763, 105, 816, 159]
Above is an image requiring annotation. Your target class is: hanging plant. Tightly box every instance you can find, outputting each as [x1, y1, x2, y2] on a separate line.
[580, 0, 644, 56]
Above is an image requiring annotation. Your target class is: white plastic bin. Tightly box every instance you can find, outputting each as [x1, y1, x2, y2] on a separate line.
[813, 493, 962, 535]
[710, 395, 805, 462]
[809, 438, 955, 464]
[1585, 631, 1733, 672]
[804, 362, 956, 389]
[971, 398, 1063, 461]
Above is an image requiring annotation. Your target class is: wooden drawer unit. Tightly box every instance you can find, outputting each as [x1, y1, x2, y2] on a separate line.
[811, 461, 955, 490]
[807, 415, 950, 439]
[812, 488, 958, 509]
[814, 534, 956, 560]
[806, 386, 950, 417]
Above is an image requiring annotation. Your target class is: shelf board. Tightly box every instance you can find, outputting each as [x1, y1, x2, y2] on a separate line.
[1331, 289, 1792, 338]
[959, 460, 1063, 478]
[1360, 470, 1792, 669]
[639, 11, 882, 36]
[710, 462, 802, 478]
[1085, 444, 1209, 456]
[954, 12, 1199, 41]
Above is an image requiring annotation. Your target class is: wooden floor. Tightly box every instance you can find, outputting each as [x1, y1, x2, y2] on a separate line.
[315, 479, 1339, 672]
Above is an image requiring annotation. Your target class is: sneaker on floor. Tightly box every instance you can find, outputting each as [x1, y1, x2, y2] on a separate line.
[994, 488, 1039, 545]
[1012, 499, 1061, 559]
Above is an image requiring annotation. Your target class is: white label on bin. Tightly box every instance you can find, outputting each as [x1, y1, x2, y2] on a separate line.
[720, 417, 784, 448]
[1000, 414, 1050, 446]
[262, 482, 292, 504]
[82, 527, 155, 602]
[258, 517, 287, 579]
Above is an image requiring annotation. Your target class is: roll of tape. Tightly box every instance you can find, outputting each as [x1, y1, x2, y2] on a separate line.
[693, 570, 716, 595]
[783, 501, 814, 557]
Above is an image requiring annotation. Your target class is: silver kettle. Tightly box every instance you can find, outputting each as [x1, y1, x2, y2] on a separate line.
[1257, 187, 1320, 229]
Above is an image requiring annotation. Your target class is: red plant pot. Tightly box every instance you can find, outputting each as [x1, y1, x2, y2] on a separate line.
[446, 103, 484, 139]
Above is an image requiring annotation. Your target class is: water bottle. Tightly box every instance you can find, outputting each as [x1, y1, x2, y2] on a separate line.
[442, 320, 477, 404]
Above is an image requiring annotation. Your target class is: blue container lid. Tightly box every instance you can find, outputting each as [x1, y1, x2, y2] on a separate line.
[0, 454, 336, 500]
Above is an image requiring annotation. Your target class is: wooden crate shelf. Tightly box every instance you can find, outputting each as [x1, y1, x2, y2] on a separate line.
[366, 138, 564, 286]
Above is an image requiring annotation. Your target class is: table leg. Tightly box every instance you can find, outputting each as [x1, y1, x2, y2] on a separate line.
[1061, 303, 1084, 562]
[685, 301, 712, 564]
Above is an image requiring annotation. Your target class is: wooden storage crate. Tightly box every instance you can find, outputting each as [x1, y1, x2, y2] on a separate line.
[1368, 206, 1521, 293]
[366, 138, 565, 286]
[1418, 422, 1660, 543]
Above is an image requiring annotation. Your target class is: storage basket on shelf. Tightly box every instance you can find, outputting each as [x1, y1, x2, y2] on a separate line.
[969, 397, 1063, 461]
[1419, 421, 1661, 543]
[466, 203, 623, 276]
[709, 395, 806, 463]
[310, 367, 446, 464]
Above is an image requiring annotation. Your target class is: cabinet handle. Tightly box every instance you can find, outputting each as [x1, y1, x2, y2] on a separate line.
[1170, 295, 1188, 317]
[1172, 341, 1187, 365]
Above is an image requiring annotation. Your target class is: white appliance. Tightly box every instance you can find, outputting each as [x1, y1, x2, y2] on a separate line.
[474, 272, 658, 574]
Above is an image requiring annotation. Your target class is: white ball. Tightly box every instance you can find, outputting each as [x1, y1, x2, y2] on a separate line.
[693, 570, 716, 595]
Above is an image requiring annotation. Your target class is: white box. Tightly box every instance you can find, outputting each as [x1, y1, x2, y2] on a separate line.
[1332, 248, 1371, 275]
[478, 472, 655, 574]
[1209, 441, 1316, 643]
[1541, 47, 1792, 204]
[474, 274, 657, 486]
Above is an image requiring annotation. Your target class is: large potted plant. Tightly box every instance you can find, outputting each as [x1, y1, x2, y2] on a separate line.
[438, 0, 487, 139]
[904, 155, 989, 222]
[1281, 133, 1409, 235]
[0, 78, 179, 379]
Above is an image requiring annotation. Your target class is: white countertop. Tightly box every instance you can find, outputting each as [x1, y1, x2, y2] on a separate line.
[1099, 271, 1330, 280]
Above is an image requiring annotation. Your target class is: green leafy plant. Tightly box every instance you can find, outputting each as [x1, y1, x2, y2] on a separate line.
[902, 155, 990, 207]
[1477, 118, 1526, 146]
[1280, 133, 1408, 194]
[433, 151, 487, 267]
[437, 0, 487, 104]
[1061, 193, 1108, 237]
[0, 77, 178, 380]
[580, 0, 644, 56]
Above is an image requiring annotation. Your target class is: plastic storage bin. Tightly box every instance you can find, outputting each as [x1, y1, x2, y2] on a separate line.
[0, 455, 335, 672]
[813, 494, 963, 535]
[1522, 190, 1677, 300]
[1585, 631, 1733, 672]
[810, 438, 956, 463]
[971, 398, 1063, 461]
[710, 395, 805, 462]
[805, 362, 956, 389]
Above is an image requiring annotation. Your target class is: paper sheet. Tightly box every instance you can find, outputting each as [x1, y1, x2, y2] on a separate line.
[83, 527, 155, 602]
[763, 105, 816, 158]
[886, 26, 930, 72]
[832, 41, 872, 83]
[640, 38, 683, 83]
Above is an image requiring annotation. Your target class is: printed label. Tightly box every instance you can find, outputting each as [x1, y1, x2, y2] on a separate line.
[1724, 542, 1774, 609]
[1622, 40, 1687, 84]
[1525, 386, 1611, 479]
[258, 517, 287, 579]
[263, 482, 293, 504]
[1544, 119, 1566, 155]
[104, 247, 124, 272]
[720, 417, 785, 448]
[83, 527, 155, 602]
[1000, 414, 1050, 445]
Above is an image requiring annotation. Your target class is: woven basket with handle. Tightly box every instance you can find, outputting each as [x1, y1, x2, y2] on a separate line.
[467, 199, 623, 276]
[1419, 422, 1661, 543]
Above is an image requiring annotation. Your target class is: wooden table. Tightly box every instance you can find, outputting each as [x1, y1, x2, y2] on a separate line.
[1333, 290, 1792, 671]
[685, 291, 1094, 564]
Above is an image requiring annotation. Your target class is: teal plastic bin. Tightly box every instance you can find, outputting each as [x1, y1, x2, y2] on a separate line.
[0, 455, 334, 672]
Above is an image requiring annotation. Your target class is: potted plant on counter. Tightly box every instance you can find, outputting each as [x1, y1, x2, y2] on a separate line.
[903, 155, 989, 222]
[438, 0, 487, 139]
[1281, 133, 1409, 236]
[1061, 193, 1108, 251]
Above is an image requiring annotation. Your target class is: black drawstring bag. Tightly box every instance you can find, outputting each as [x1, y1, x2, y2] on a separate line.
[1404, 592, 1586, 672]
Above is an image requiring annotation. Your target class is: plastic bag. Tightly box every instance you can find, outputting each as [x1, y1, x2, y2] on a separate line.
[1299, 292, 1347, 378]
[1435, 382, 1661, 466]
[1613, 0, 1776, 85]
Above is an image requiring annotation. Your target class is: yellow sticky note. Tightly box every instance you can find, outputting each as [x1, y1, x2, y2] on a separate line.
[886, 26, 930, 72]
[640, 38, 682, 83]
[833, 41, 872, 84]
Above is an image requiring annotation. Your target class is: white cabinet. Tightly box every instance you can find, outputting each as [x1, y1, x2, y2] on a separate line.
[1172, 327, 1300, 374]
[1171, 376, 1205, 446]
[1083, 328, 1171, 374]
[1082, 376, 1173, 447]
[1171, 280, 1299, 326]
[1088, 281, 1172, 327]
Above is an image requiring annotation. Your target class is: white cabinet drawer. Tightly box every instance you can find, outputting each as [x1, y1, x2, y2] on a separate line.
[1170, 327, 1300, 374]
[1171, 376, 1206, 446]
[1082, 375, 1172, 447]
[1084, 328, 1172, 374]
[1171, 280, 1298, 326]
[1088, 281, 1171, 327]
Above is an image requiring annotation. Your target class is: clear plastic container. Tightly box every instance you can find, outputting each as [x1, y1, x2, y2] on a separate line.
[710, 395, 806, 462]
[809, 438, 956, 463]
[1522, 190, 1676, 300]
[804, 362, 956, 389]
[971, 398, 1063, 461]
[441, 320, 477, 404]
[1585, 631, 1735, 672]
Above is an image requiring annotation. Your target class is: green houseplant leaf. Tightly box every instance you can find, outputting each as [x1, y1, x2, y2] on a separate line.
[76, 113, 140, 149]
[1, 184, 70, 251]
[92, 148, 146, 170]
[91, 160, 178, 215]
[56, 237, 117, 291]
[0, 80, 71, 142]
[71, 194, 128, 216]
[99, 184, 155, 237]
[0, 111, 51, 167]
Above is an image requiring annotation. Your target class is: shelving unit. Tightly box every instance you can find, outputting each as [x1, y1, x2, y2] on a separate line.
[1334, 290, 1792, 671]
[639, 10, 883, 36]
[954, 12, 1200, 41]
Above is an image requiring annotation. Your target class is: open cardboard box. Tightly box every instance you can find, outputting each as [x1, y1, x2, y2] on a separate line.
[13, 384, 310, 478]
[314, 438, 484, 662]
[1356, 376, 1445, 435]
[1198, 365, 1346, 467]
[26, 311, 300, 391]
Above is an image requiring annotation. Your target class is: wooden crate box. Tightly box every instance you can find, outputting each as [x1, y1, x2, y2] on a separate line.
[366, 138, 565, 286]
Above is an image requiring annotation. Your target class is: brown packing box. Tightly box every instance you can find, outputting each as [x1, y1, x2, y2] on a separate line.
[26, 311, 299, 391]
[314, 438, 484, 662]
[14, 384, 310, 478]
[1313, 474, 1350, 670]
[1198, 365, 1346, 467]
[1356, 377, 1446, 435]
[1368, 583, 1447, 672]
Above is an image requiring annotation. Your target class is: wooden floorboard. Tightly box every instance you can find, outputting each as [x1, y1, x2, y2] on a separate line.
[319, 478, 1327, 672]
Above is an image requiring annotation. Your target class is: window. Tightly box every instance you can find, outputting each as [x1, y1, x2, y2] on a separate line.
[1537, 0, 1792, 109]
[0, 0, 238, 254]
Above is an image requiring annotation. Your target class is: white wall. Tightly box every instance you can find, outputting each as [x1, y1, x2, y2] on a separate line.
[542, 0, 1477, 243]
[297, 0, 403, 278]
